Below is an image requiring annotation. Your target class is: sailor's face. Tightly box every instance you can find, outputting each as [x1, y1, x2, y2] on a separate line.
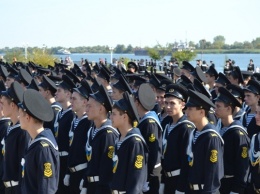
[214, 101, 228, 119]
[165, 97, 184, 116]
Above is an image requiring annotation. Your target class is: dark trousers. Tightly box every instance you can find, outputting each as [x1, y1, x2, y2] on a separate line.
[56, 156, 69, 194]
[69, 169, 85, 194]
[5, 185, 19, 194]
[164, 176, 178, 194]
[144, 166, 161, 194]
[219, 178, 245, 194]
[0, 182, 5, 194]
[87, 182, 111, 194]
[244, 182, 257, 194]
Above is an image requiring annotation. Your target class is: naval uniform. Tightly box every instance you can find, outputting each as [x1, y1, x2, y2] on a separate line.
[219, 120, 250, 194]
[0, 117, 11, 194]
[234, 108, 246, 122]
[187, 123, 224, 194]
[162, 115, 195, 193]
[67, 114, 92, 193]
[249, 132, 260, 194]
[83, 119, 119, 194]
[54, 107, 75, 194]
[44, 102, 62, 135]
[21, 129, 60, 194]
[2, 122, 30, 194]
[242, 108, 259, 139]
[137, 111, 162, 194]
[110, 128, 148, 194]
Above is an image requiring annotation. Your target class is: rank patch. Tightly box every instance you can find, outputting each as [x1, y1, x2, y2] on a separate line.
[210, 150, 218, 163]
[187, 124, 193, 128]
[149, 134, 156, 142]
[135, 155, 143, 169]
[149, 119, 155, 123]
[108, 146, 114, 159]
[44, 163, 53, 178]
[241, 147, 248, 158]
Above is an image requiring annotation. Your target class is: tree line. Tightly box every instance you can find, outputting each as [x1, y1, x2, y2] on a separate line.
[1, 36, 260, 54]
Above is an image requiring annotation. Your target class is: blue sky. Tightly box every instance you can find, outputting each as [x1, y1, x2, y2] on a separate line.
[1, 0, 259, 48]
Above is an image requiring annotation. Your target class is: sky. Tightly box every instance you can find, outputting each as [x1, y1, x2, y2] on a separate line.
[1, 0, 259, 48]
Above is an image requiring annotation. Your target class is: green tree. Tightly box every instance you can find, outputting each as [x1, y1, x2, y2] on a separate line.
[4, 49, 25, 63]
[172, 50, 197, 64]
[114, 44, 126, 53]
[252, 37, 260, 49]
[147, 48, 161, 60]
[212, 35, 225, 49]
[27, 48, 57, 67]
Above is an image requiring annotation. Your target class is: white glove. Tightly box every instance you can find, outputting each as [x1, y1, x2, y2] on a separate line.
[80, 188, 87, 194]
[142, 181, 150, 192]
[159, 183, 165, 194]
[175, 190, 185, 194]
[79, 179, 84, 190]
[63, 174, 70, 186]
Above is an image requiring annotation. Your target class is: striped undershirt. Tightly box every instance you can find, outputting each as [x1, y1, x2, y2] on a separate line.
[246, 113, 255, 126]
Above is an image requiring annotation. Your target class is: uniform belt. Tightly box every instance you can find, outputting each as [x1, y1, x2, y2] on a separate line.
[154, 163, 161, 168]
[190, 184, 204, 190]
[224, 175, 234, 178]
[4, 181, 19, 188]
[69, 163, 87, 172]
[165, 169, 180, 177]
[112, 190, 126, 194]
[59, 151, 69, 156]
[87, 176, 99, 182]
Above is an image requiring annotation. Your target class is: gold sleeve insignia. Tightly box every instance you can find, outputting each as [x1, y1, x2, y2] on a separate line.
[135, 137, 141, 141]
[135, 155, 143, 169]
[133, 121, 138, 127]
[210, 150, 218, 163]
[211, 133, 217, 137]
[107, 130, 113, 133]
[149, 119, 155, 123]
[241, 147, 248, 158]
[44, 163, 53, 178]
[210, 121, 214, 124]
[187, 124, 193, 128]
[108, 146, 114, 159]
[239, 131, 244, 135]
[40, 142, 49, 147]
[149, 134, 156, 142]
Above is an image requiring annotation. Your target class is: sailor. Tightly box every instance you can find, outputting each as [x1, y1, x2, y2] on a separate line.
[63, 80, 92, 193]
[96, 65, 113, 95]
[1, 82, 31, 194]
[111, 74, 132, 101]
[242, 80, 260, 138]
[248, 100, 260, 194]
[15, 69, 32, 90]
[214, 72, 231, 96]
[110, 91, 148, 194]
[186, 90, 224, 193]
[81, 85, 119, 194]
[134, 83, 162, 194]
[205, 65, 218, 100]
[226, 84, 246, 121]
[227, 66, 244, 86]
[180, 61, 195, 80]
[5, 67, 18, 88]
[54, 75, 76, 194]
[161, 84, 195, 193]
[214, 87, 250, 193]
[19, 89, 59, 194]
[0, 80, 11, 194]
[38, 75, 62, 135]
